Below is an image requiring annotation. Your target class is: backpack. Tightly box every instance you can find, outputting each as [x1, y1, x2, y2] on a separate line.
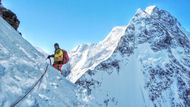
[62, 49, 69, 64]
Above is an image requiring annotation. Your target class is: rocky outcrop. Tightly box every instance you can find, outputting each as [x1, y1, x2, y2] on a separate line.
[0, 2, 20, 30]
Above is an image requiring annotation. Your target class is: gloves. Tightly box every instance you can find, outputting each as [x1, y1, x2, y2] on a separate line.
[47, 54, 54, 59]
[47, 55, 51, 59]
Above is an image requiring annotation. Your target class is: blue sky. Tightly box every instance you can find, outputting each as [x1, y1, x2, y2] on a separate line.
[3, 0, 190, 53]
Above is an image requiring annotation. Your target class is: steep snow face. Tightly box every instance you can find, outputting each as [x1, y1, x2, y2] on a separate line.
[68, 6, 190, 106]
[0, 17, 82, 107]
[145, 5, 157, 15]
[35, 46, 48, 57]
[67, 26, 127, 83]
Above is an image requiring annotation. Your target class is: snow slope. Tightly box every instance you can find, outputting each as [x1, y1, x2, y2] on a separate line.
[67, 26, 127, 83]
[67, 6, 190, 107]
[1, 5, 190, 107]
[0, 17, 83, 107]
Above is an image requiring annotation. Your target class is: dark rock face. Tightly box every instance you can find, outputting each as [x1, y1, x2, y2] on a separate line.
[97, 59, 120, 74]
[0, 4, 20, 30]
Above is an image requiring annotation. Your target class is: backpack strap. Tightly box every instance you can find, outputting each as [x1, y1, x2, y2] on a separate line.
[61, 49, 69, 64]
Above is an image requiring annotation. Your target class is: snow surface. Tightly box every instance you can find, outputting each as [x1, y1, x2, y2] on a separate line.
[0, 17, 92, 107]
[1, 5, 190, 107]
[67, 26, 127, 83]
[35, 46, 48, 57]
[67, 5, 190, 107]
[145, 5, 157, 15]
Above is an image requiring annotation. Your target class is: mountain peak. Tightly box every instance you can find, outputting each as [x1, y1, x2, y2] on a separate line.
[68, 5, 190, 106]
[145, 5, 158, 15]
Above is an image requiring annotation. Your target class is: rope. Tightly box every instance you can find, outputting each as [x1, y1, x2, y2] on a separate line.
[38, 58, 51, 88]
[10, 64, 49, 107]
[49, 58, 52, 65]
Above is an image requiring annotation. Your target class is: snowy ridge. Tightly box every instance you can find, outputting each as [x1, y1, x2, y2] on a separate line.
[67, 26, 127, 83]
[0, 17, 87, 107]
[35, 46, 48, 57]
[145, 5, 157, 15]
[67, 6, 190, 106]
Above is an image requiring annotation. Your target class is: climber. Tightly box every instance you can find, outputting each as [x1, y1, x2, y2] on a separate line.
[47, 43, 69, 72]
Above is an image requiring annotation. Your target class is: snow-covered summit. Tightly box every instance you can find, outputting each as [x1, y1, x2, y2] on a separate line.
[145, 5, 158, 15]
[67, 6, 190, 107]
[67, 5, 185, 84]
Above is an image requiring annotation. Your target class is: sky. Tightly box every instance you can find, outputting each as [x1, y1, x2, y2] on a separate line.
[2, 0, 190, 53]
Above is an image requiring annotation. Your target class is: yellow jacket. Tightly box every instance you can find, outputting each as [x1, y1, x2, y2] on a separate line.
[54, 49, 64, 62]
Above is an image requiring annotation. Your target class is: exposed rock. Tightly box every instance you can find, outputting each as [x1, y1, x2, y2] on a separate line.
[0, 2, 20, 30]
